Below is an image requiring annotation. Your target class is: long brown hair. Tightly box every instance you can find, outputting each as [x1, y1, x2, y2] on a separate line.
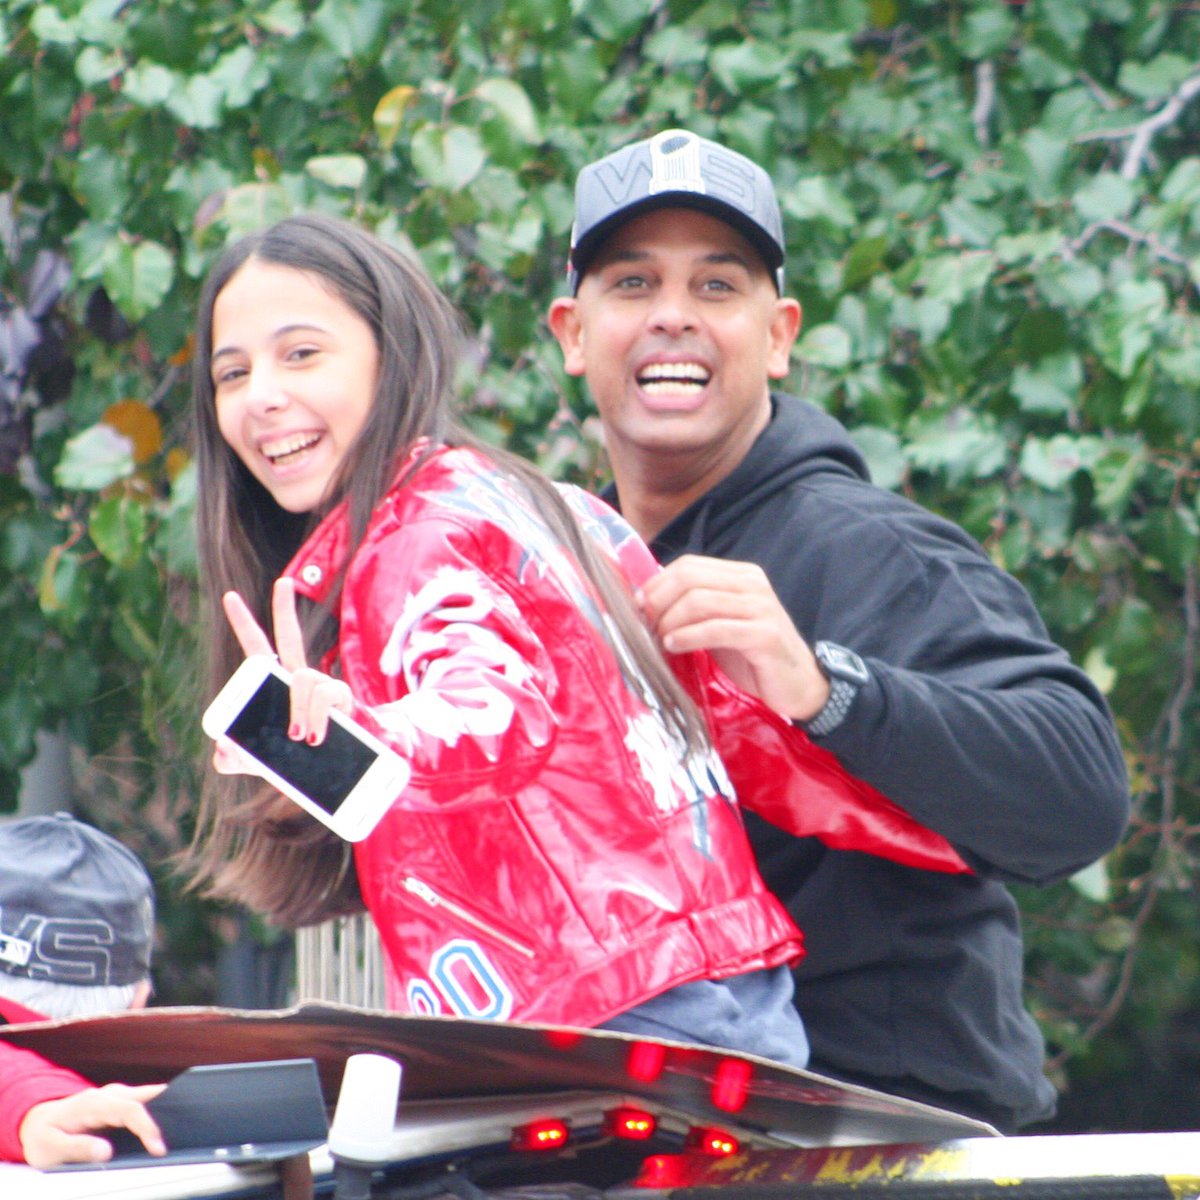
[183, 213, 708, 928]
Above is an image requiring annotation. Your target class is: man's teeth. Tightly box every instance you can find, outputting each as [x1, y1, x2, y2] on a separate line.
[638, 362, 710, 393]
[263, 433, 320, 463]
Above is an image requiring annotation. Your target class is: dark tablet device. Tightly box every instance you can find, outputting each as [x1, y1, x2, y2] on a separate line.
[54, 1057, 329, 1171]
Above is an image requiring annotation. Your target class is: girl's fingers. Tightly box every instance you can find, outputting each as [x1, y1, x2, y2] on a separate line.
[272, 577, 309, 673]
[222, 591, 276, 658]
[289, 668, 354, 746]
[212, 736, 261, 777]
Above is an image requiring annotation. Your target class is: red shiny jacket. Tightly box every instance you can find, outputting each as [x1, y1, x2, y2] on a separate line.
[0, 996, 90, 1163]
[287, 446, 965, 1027]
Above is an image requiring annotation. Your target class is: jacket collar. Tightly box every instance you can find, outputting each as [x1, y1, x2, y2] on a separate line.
[284, 442, 428, 604]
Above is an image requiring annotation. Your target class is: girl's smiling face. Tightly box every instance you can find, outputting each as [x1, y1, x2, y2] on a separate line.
[210, 259, 379, 514]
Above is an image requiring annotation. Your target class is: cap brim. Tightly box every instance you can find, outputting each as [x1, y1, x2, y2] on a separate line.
[570, 193, 784, 293]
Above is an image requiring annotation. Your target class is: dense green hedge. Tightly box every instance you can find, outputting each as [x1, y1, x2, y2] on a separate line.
[2, 0, 1197, 1125]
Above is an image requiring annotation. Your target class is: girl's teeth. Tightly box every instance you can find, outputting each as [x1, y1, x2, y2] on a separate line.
[264, 434, 320, 462]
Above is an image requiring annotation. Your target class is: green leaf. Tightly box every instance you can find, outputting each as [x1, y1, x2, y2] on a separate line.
[1019, 434, 1103, 490]
[1069, 857, 1111, 903]
[100, 239, 175, 322]
[1118, 53, 1195, 100]
[75, 45, 122, 88]
[906, 416, 1008, 482]
[796, 323, 852, 368]
[917, 251, 995, 305]
[209, 45, 271, 111]
[1014, 128, 1069, 203]
[960, 5, 1017, 59]
[783, 176, 857, 228]
[710, 39, 792, 93]
[90, 495, 148, 569]
[312, 0, 388, 59]
[1072, 171, 1137, 222]
[643, 25, 707, 67]
[843, 235, 889, 289]
[939, 197, 1006, 247]
[476, 78, 541, 144]
[574, 0, 658, 43]
[1092, 443, 1149, 518]
[54, 424, 135, 491]
[1034, 258, 1104, 310]
[30, 6, 79, 46]
[849, 425, 906, 490]
[165, 74, 225, 129]
[374, 85, 418, 152]
[305, 154, 367, 190]
[789, 29, 855, 68]
[410, 124, 487, 191]
[1091, 277, 1168, 378]
[122, 61, 177, 108]
[1010, 352, 1083, 416]
[0, 684, 38, 770]
[74, 147, 129, 222]
[258, 0, 307, 36]
[1161, 157, 1200, 205]
[221, 183, 294, 235]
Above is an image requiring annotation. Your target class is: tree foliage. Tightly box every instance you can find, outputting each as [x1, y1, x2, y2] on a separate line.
[1, 0, 1198, 1126]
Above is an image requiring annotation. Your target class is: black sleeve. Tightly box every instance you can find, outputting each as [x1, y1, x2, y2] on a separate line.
[789, 494, 1130, 885]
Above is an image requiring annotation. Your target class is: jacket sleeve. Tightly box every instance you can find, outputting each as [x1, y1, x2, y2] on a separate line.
[0, 1040, 91, 1163]
[678, 653, 970, 874]
[331, 517, 562, 808]
[773, 495, 1131, 885]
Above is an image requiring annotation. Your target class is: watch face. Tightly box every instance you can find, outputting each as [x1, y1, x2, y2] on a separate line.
[817, 641, 870, 685]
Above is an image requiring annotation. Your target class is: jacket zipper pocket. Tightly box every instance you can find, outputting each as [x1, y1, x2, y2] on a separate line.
[403, 875, 536, 959]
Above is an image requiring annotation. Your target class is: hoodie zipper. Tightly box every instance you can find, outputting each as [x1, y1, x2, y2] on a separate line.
[402, 875, 536, 959]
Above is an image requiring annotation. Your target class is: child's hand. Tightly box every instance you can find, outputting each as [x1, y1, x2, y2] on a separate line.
[19, 1083, 167, 1169]
[222, 578, 355, 747]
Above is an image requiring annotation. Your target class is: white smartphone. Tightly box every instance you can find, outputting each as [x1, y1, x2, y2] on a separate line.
[202, 655, 410, 842]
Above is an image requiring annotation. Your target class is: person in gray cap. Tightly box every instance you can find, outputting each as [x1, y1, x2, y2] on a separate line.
[547, 127, 1130, 1132]
[0, 813, 166, 1167]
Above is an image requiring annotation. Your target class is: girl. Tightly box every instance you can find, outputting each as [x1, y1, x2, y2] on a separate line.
[185, 214, 964, 1066]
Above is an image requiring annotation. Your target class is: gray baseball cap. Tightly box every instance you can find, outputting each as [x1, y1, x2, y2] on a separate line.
[0, 812, 155, 988]
[567, 128, 786, 294]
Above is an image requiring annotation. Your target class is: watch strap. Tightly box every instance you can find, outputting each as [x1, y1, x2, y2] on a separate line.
[803, 641, 868, 738]
[804, 676, 859, 737]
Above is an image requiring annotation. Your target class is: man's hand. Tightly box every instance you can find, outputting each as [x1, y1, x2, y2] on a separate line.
[19, 1083, 167, 1169]
[638, 554, 829, 722]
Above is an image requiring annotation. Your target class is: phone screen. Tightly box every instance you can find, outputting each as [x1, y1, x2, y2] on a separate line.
[226, 671, 378, 814]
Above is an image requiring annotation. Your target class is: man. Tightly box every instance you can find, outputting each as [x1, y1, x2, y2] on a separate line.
[0, 812, 166, 1167]
[547, 129, 1130, 1131]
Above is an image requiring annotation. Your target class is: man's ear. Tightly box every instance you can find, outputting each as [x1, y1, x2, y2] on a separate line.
[768, 297, 802, 380]
[547, 297, 587, 377]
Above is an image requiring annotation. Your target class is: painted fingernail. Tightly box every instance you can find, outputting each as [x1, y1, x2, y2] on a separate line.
[289, 723, 301, 740]
[306, 731, 319, 746]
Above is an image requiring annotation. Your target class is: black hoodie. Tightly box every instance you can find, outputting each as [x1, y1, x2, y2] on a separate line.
[611, 393, 1129, 1130]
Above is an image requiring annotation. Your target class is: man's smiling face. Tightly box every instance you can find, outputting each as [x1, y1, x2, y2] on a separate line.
[550, 207, 800, 491]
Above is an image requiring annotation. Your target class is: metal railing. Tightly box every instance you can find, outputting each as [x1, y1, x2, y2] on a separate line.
[294, 913, 387, 1010]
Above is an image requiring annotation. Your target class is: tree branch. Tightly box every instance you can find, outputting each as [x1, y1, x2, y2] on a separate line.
[973, 60, 996, 147]
[1122, 72, 1200, 179]
[1075, 71, 1200, 179]
[1045, 561, 1199, 1072]
[1064, 218, 1199, 298]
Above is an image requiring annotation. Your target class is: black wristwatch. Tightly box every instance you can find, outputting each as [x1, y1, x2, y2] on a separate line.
[804, 641, 869, 737]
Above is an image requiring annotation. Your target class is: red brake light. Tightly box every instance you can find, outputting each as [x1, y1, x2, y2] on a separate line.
[711, 1057, 751, 1113]
[603, 1105, 657, 1140]
[625, 1039, 667, 1082]
[686, 1125, 741, 1157]
[511, 1118, 570, 1152]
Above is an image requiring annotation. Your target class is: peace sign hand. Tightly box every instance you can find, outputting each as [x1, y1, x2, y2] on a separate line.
[213, 578, 356, 779]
